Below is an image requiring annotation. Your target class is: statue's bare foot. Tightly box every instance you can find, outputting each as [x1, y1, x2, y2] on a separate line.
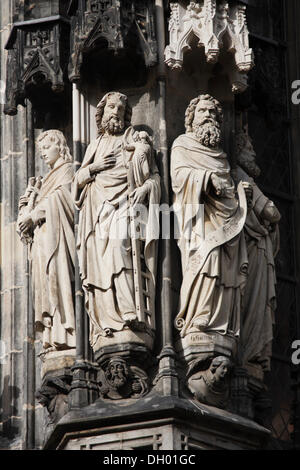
[192, 316, 210, 331]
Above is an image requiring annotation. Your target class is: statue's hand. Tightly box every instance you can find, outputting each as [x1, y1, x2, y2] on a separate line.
[90, 154, 116, 174]
[130, 185, 148, 206]
[211, 174, 227, 197]
[18, 214, 33, 233]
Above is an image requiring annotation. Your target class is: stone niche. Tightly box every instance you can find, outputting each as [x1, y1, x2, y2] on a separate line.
[4, 16, 72, 130]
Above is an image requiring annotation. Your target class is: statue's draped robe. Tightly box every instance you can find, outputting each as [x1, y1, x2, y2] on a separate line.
[29, 162, 75, 349]
[171, 134, 248, 337]
[236, 166, 279, 366]
[73, 128, 160, 347]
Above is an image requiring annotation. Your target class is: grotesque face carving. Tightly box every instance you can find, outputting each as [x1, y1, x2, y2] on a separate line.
[101, 94, 126, 135]
[105, 358, 129, 390]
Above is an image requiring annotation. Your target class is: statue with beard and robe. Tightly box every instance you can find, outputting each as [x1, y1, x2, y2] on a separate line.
[17, 130, 76, 353]
[171, 95, 248, 352]
[234, 129, 281, 372]
[73, 92, 160, 353]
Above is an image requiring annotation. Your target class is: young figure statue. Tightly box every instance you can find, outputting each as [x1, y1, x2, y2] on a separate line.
[17, 130, 76, 352]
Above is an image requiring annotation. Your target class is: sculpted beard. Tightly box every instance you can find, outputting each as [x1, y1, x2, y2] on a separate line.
[101, 115, 124, 135]
[107, 368, 127, 389]
[193, 119, 221, 148]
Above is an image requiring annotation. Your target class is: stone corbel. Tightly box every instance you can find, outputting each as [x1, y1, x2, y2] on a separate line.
[98, 357, 149, 400]
[4, 16, 70, 116]
[164, 1, 254, 92]
[36, 373, 72, 427]
[187, 356, 232, 408]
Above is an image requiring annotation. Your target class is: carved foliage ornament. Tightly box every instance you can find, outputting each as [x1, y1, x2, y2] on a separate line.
[165, 0, 254, 91]
[68, 0, 157, 82]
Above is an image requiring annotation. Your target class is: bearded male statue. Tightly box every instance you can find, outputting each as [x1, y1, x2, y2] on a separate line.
[235, 129, 281, 372]
[171, 94, 248, 345]
[73, 92, 160, 352]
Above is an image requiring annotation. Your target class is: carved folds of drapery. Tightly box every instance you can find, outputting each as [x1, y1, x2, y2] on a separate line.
[68, 0, 158, 82]
[164, 0, 254, 93]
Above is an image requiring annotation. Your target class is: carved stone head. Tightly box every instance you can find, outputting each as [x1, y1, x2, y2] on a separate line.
[185, 94, 223, 148]
[37, 130, 72, 169]
[209, 356, 231, 385]
[105, 357, 129, 390]
[236, 128, 261, 179]
[95, 91, 132, 136]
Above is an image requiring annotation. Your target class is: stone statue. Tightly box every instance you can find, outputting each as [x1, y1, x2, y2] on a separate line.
[234, 129, 281, 371]
[17, 130, 76, 352]
[73, 92, 160, 352]
[188, 356, 232, 408]
[171, 94, 248, 342]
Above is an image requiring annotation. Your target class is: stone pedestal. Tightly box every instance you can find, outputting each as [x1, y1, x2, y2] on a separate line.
[175, 332, 237, 365]
[39, 349, 76, 378]
[43, 395, 270, 450]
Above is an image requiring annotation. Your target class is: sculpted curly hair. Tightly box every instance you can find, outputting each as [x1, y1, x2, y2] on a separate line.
[36, 130, 72, 162]
[185, 94, 223, 132]
[95, 92, 132, 136]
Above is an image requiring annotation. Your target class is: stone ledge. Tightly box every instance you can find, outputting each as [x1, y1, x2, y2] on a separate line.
[43, 395, 270, 450]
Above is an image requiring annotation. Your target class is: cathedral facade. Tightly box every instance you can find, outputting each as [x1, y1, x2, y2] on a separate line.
[1, 0, 300, 450]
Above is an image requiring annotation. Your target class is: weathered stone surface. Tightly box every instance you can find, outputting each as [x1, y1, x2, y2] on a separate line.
[73, 92, 160, 356]
[171, 95, 248, 376]
[0, 0, 295, 451]
[42, 395, 270, 450]
[234, 129, 281, 375]
[17, 130, 76, 354]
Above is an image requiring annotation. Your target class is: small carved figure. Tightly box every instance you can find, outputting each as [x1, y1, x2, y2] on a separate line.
[105, 357, 129, 393]
[188, 356, 232, 408]
[17, 130, 76, 352]
[99, 357, 148, 400]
